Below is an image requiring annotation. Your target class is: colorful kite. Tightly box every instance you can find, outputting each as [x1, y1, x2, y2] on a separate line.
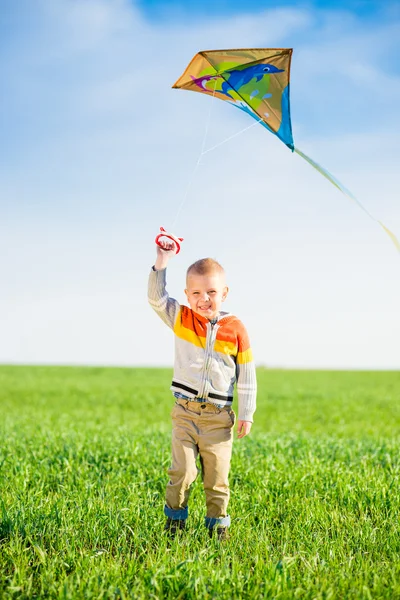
[173, 48, 399, 252]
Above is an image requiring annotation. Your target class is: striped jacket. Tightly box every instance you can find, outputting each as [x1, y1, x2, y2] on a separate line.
[148, 267, 257, 422]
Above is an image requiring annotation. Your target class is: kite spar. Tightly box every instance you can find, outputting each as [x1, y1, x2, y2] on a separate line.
[172, 48, 399, 252]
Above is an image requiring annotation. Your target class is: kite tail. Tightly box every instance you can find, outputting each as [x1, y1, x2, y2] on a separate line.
[294, 147, 400, 253]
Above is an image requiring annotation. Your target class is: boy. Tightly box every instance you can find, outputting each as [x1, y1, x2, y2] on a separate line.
[148, 239, 257, 540]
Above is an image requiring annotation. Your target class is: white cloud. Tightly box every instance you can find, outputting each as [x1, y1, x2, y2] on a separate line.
[0, 0, 399, 368]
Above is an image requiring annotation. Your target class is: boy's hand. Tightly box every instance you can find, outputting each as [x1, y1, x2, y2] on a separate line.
[237, 420, 252, 439]
[154, 239, 177, 270]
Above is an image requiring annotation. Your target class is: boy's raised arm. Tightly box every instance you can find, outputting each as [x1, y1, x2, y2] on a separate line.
[148, 239, 181, 330]
[154, 239, 176, 271]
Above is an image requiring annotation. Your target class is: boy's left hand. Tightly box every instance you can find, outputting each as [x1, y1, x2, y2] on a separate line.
[237, 420, 252, 439]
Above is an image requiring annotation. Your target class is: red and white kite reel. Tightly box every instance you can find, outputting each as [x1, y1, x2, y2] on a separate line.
[155, 227, 184, 255]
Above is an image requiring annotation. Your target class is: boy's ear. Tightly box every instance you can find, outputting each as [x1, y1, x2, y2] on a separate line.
[222, 286, 229, 301]
[184, 288, 189, 300]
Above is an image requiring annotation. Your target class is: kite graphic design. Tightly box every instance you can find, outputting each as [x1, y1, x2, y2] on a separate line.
[173, 48, 399, 252]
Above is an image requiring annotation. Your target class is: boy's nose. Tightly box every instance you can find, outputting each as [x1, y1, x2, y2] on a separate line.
[201, 293, 210, 301]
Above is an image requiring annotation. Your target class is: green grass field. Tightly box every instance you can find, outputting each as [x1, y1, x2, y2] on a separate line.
[1, 366, 400, 599]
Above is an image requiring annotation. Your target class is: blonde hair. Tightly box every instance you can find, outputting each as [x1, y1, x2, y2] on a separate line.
[186, 258, 225, 278]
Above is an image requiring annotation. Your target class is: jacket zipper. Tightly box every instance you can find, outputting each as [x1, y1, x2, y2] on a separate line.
[198, 320, 219, 398]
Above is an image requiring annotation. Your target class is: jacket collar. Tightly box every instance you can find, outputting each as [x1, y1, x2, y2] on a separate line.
[191, 310, 232, 325]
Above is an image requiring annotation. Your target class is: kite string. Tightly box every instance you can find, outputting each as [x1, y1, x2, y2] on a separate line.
[170, 82, 263, 230]
[170, 79, 218, 230]
[201, 117, 264, 156]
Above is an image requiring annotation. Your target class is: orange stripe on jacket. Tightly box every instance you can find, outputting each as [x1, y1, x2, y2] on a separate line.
[173, 307, 252, 360]
[173, 307, 207, 348]
[237, 323, 252, 363]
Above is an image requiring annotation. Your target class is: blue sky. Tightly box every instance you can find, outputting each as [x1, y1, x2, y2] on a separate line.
[139, 0, 390, 19]
[1, 0, 399, 369]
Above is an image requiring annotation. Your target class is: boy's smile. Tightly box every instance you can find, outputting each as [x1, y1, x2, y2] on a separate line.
[185, 272, 229, 320]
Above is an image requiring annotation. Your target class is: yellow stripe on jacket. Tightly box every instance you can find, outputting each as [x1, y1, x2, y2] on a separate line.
[237, 347, 254, 364]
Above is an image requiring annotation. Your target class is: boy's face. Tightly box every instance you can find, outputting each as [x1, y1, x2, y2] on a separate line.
[185, 271, 229, 320]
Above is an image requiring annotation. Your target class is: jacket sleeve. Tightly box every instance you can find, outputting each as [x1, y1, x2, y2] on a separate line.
[236, 323, 257, 422]
[148, 267, 181, 330]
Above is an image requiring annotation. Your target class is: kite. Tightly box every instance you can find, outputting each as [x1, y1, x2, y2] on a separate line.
[170, 48, 399, 252]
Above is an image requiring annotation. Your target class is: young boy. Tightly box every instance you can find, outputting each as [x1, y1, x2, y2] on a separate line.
[148, 239, 257, 540]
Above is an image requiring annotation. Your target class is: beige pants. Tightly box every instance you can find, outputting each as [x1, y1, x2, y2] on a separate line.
[165, 398, 235, 528]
